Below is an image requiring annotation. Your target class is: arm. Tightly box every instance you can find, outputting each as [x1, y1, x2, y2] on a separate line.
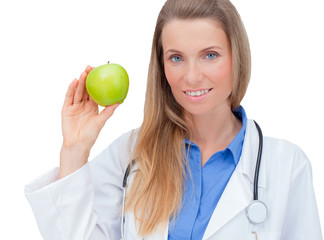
[25, 134, 128, 240]
[59, 65, 119, 178]
[25, 65, 124, 240]
[281, 150, 323, 240]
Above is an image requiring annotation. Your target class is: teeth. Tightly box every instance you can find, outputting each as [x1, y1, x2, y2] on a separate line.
[185, 89, 210, 97]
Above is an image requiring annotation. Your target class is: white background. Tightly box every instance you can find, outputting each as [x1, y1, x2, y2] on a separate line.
[0, 0, 323, 238]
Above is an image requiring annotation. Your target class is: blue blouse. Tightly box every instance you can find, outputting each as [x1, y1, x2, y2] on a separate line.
[168, 106, 247, 239]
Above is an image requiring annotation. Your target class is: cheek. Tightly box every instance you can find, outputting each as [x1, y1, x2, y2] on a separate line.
[164, 64, 181, 90]
[208, 58, 232, 88]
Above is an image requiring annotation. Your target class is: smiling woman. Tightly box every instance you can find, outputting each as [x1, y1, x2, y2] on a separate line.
[22, 0, 323, 239]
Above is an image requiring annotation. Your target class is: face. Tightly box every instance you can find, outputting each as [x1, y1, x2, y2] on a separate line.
[162, 19, 232, 118]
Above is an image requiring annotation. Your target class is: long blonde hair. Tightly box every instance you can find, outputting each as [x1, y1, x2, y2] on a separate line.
[125, 0, 251, 236]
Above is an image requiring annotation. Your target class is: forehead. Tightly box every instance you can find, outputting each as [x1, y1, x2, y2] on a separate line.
[161, 18, 230, 52]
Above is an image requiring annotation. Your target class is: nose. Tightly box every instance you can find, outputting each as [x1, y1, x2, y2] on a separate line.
[184, 60, 203, 86]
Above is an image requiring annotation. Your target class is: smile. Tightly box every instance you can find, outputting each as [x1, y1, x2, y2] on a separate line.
[184, 88, 212, 97]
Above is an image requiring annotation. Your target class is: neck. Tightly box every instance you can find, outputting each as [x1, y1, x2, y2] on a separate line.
[185, 105, 242, 151]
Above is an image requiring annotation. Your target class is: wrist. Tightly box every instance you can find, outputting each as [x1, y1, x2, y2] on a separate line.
[59, 146, 90, 179]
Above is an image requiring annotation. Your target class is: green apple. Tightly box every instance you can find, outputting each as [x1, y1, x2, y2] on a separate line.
[86, 63, 129, 106]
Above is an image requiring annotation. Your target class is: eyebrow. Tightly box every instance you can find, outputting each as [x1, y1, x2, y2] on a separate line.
[165, 45, 223, 55]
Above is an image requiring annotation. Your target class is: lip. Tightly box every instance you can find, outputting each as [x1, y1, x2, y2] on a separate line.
[183, 88, 213, 102]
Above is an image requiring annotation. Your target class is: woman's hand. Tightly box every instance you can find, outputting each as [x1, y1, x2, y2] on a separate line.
[59, 65, 119, 178]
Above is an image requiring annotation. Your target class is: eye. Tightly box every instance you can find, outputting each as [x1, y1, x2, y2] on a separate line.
[170, 55, 183, 62]
[204, 52, 219, 60]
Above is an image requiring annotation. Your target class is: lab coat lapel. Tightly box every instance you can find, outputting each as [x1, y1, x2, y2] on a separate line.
[202, 163, 251, 239]
[202, 120, 265, 239]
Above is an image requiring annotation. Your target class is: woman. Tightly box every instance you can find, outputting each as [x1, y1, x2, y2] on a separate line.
[25, 0, 322, 239]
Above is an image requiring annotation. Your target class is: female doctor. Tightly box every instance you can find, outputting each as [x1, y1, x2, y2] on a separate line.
[25, 0, 322, 239]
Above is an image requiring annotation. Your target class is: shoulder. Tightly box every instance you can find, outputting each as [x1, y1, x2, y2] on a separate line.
[104, 128, 139, 151]
[104, 127, 140, 159]
[263, 136, 311, 178]
[263, 137, 308, 163]
[90, 128, 140, 176]
[112, 128, 140, 152]
[245, 119, 310, 172]
[245, 119, 312, 182]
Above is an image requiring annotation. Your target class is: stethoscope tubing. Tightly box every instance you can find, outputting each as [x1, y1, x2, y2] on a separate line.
[121, 162, 133, 240]
[253, 120, 263, 201]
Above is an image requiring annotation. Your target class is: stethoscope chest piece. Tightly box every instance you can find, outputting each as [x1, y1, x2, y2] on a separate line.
[245, 200, 268, 225]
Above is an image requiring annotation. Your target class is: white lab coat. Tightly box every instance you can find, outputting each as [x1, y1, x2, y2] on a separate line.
[25, 119, 323, 240]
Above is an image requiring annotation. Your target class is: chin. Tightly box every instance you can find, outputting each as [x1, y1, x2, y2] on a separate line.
[183, 105, 213, 117]
[181, 100, 232, 119]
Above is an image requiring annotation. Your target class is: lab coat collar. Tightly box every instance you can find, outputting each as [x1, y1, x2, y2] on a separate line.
[201, 119, 267, 239]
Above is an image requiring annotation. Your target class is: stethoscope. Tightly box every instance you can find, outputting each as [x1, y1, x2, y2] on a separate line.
[120, 121, 268, 239]
[245, 121, 268, 225]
